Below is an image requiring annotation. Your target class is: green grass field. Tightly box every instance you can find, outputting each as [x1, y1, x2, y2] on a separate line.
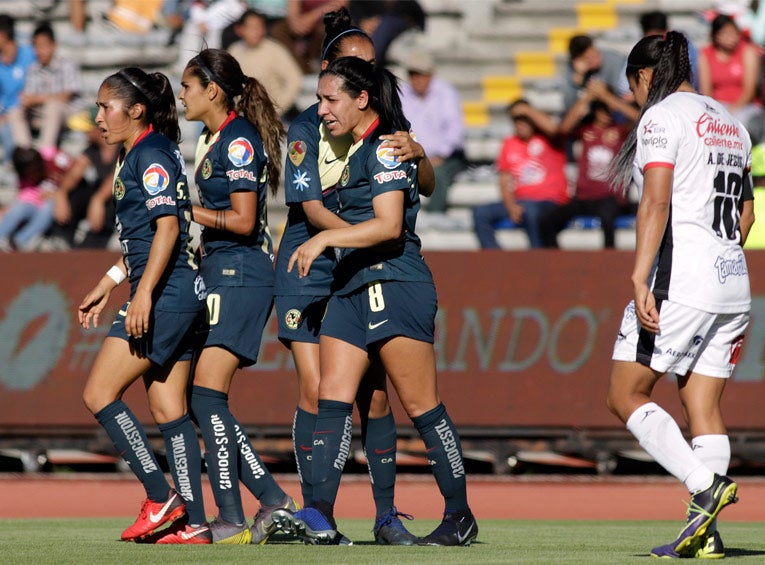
[2, 518, 764, 564]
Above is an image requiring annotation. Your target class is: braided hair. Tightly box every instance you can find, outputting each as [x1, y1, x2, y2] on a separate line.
[610, 31, 692, 194]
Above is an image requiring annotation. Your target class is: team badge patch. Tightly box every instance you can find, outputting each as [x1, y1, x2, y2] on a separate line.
[340, 165, 350, 187]
[113, 177, 126, 200]
[142, 163, 170, 195]
[376, 145, 399, 169]
[285, 308, 302, 330]
[201, 158, 212, 179]
[289, 140, 307, 166]
[228, 137, 254, 167]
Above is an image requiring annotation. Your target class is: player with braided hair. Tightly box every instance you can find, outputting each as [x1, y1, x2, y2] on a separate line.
[607, 31, 751, 558]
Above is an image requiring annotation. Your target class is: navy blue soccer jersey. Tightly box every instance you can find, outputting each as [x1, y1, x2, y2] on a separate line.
[274, 103, 355, 296]
[193, 113, 274, 287]
[112, 128, 202, 312]
[332, 121, 433, 295]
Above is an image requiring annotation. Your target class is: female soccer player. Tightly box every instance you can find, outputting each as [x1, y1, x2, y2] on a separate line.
[273, 8, 433, 546]
[607, 31, 750, 559]
[279, 56, 477, 547]
[78, 67, 207, 543]
[173, 48, 298, 545]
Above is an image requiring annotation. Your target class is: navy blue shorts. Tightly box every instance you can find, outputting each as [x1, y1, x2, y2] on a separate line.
[108, 302, 203, 366]
[275, 294, 330, 347]
[201, 285, 273, 367]
[321, 280, 437, 351]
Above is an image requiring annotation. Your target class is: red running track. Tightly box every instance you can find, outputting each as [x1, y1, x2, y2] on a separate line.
[1, 474, 763, 521]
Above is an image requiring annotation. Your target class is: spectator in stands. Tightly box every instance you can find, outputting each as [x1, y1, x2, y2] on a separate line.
[350, 0, 426, 66]
[107, 0, 165, 34]
[561, 34, 630, 114]
[541, 96, 631, 249]
[270, 0, 349, 72]
[0, 147, 61, 252]
[471, 99, 569, 249]
[698, 13, 765, 143]
[399, 50, 465, 215]
[631, 10, 700, 89]
[46, 108, 119, 250]
[18, 22, 82, 158]
[0, 14, 36, 165]
[228, 9, 303, 118]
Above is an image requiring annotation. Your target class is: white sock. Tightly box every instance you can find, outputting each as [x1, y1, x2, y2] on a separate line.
[692, 434, 730, 533]
[626, 402, 713, 493]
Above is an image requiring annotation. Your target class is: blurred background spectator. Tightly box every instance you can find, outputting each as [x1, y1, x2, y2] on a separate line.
[633, 10, 700, 89]
[270, 0, 348, 72]
[472, 100, 568, 249]
[228, 9, 303, 119]
[0, 14, 36, 167]
[542, 96, 632, 249]
[0, 146, 71, 252]
[399, 50, 465, 217]
[698, 13, 764, 143]
[46, 108, 118, 251]
[18, 22, 82, 159]
[350, 0, 425, 66]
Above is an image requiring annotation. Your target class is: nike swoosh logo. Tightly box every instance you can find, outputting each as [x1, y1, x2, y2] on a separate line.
[456, 522, 475, 544]
[181, 526, 210, 540]
[324, 155, 347, 165]
[368, 319, 389, 330]
[374, 446, 395, 455]
[149, 492, 178, 523]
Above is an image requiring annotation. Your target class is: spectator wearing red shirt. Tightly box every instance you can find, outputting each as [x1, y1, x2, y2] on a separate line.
[472, 99, 569, 249]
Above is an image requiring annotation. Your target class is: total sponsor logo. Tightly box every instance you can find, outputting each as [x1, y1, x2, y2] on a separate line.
[142, 163, 170, 195]
[145, 195, 175, 210]
[376, 145, 399, 169]
[225, 169, 257, 181]
[228, 137, 254, 167]
[373, 169, 407, 184]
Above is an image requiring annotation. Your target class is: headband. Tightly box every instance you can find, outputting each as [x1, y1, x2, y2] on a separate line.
[321, 28, 368, 62]
[193, 55, 242, 99]
[118, 70, 151, 103]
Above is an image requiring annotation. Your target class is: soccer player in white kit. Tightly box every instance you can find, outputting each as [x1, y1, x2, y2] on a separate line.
[606, 31, 752, 559]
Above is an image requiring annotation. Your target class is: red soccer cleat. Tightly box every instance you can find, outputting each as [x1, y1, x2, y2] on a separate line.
[138, 516, 212, 544]
[121, 489, 186, 541]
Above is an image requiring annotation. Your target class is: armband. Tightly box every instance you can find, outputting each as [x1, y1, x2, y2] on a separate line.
[106, 265, 127, 285]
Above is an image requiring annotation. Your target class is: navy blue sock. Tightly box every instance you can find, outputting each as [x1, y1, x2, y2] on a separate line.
[412, 403, 469, 512]
[363, 412, 397, 516]
[292, 407, 316, 505]
[311, 399, 353, 508]
[233, 418, 286, 507]
[158, 413, 206, 525]
[95, 400, 169, 502]
[190, 385, 244, 524]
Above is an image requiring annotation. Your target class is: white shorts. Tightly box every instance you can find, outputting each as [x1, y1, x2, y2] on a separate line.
[612, 299, 749, 378]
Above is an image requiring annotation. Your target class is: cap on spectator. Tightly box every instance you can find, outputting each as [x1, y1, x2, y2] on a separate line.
[67, 107, 98, 133]
[406, 51, 435, 74]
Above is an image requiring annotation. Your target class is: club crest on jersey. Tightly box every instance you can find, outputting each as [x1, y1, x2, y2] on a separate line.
[376, 145, 399, 169]
[113, 177, 126, 200]
[142, 163, 170, 195]
[289, 140, 307, 166]
[201, 158, 212, 179]
[340, 165, 350, 186]
[285, 308, 302, 330]
[228, 137, 254, 167]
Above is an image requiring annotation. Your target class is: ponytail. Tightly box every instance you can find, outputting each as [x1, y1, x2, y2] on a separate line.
[610, 31, 691, 194]
[102, 67, 180, 143]
[238, 77, 285, 196]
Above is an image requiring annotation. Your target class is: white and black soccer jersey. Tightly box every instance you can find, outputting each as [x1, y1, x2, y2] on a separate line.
[193, 113, 274, 287]
[112, 128, 201, 312]
[634, 92, 752, 314]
